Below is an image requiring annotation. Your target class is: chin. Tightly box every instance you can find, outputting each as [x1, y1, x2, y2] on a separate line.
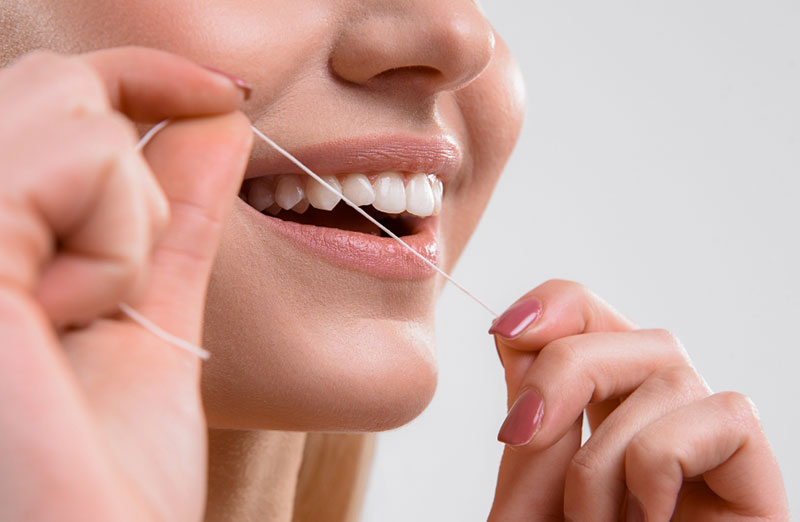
[321, 316, 440, 432]
[200, 206, 442, 433]
[201, 300, 439, 432]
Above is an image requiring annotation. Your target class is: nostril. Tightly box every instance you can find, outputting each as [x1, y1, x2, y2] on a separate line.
[368, 66, 444, 89]
[330, 2, 495, 94]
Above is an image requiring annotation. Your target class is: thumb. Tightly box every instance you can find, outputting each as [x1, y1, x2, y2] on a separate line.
[136, 112, 252, 343]
[489, 345, 582, 521]
[489, 415, 582, 521]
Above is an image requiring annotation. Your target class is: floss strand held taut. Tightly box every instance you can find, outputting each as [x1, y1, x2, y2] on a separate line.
[120, 120, 498, 360]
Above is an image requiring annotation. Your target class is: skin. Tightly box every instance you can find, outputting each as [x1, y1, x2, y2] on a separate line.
[0, 1, 790, 521]
[3, 0, 520, 432]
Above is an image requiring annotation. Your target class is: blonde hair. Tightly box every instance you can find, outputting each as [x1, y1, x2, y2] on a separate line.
[293, 433, 376, 522]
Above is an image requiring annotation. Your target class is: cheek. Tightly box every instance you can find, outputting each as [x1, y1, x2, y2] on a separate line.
[459, 35, 526, 194]
[443, 36, 526, 267]
[31, 0, 333, 98]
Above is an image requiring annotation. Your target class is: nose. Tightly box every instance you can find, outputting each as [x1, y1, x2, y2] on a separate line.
[330, 0, 495, 94]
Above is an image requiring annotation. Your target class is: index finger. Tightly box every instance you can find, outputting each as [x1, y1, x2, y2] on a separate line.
[81, 46, 249, 122]
[491, 279, 638, 423]
[490, 279, 637, 351]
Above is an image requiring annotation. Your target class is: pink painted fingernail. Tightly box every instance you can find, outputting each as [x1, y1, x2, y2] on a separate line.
[201, 66, 253, 101]
[626, 491, 646, 522]
[497, 389, 544, 446]
[488, 298, 542, 339]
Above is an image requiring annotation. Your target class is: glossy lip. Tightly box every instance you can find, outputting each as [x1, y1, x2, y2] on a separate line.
[238, 132, 458, 279]
[244, 133, 462, 183]
[239, 199, 441, 279]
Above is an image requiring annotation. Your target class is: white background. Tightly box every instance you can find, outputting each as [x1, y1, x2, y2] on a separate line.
[363, 1, 799, 520]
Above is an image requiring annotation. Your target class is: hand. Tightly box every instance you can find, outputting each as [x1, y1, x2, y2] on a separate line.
[0, 47, 252, 521]
[487, 280, 789, 522]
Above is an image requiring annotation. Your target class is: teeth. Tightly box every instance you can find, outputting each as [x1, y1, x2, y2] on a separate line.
[292, 199, 309, 214]
[341, 173, 375, 206]
[372, 172, 406, 214]
[246, 172, 443, 218]
[306, 175, 342, 211]
[431, 176, 443, 216]
[275, 175, 305, 210]
[247, 178, 274, 211]
[405, 173, 435, 217]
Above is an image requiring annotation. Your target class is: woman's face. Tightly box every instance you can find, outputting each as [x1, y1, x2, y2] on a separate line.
[3, 0, 524, 431]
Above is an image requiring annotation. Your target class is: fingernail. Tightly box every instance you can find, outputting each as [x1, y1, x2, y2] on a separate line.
[488, 298, 542, 339]
[497, 388, 544, 446]
[626, 491, 646, 522]
[202, 66, 253, 101]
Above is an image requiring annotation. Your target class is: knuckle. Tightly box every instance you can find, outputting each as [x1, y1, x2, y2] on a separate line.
[643, 328, 691, 363]
[14, 50, 64, 71]
[567, 446, 603, 484]
[650, 365, 709, 397]
[106, 250, 147, 296]
[714, 391, 760, 427]
[62, 59, 106, 99]
[647, 328, 685, 353]
[543, 278, 590, 296]
[542, 337, 582, 367]
[543, 279, 623, 330]
[626, 431, 660, 469]
[19, 54, 108, 115]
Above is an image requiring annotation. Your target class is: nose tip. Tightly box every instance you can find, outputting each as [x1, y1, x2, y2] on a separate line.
[331, 2, 496, 94]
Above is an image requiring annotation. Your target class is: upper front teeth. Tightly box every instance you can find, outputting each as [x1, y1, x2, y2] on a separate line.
[245, 172, 443, 217]
[340, 173, 375, 206]
[275, 175, 305, 210]
[247, 180, 275, 212]
[405, 173, 435, 217]
[372, 172, 406, 214]
[306, 175, 342, 211]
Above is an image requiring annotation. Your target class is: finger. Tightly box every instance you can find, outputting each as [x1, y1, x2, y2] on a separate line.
[81, 46, 248, 121]
[0, 51, 110, 127]
[1, 47, 247, 131]
[563, 365, 710, 522]
[0, 111, 157, 325]
[58, 114, 251, 517]
[491, 279, 637, 350]
[0, 290, 125, 520]
[489, 415, 582, 522]
[0, 48, 230, 326]
[625, 392, 789, 522]
[497, 329, 689, 450]
[35, 123, 153, 324]
[135, 111, 253, 345]
[492, 280, 638, 430]
[63, 114, 251, 395]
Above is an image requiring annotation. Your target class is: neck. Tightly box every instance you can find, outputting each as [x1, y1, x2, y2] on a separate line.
[205, 428, 307, 522]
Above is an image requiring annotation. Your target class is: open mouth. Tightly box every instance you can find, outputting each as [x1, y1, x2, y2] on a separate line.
[240, 171, 443, 238]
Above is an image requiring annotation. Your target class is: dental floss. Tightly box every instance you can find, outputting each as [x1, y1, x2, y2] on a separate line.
[121, 119, 499, 361]
[118, 303, 211, 360]
[136, 119, 170, 152]
[116, 118, 212, 360]
[249, 125, 499, 318]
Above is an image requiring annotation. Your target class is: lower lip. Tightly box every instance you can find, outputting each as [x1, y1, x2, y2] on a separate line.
[238, 200, 441, 279]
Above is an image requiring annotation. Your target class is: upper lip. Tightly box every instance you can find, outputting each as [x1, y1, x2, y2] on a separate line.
[244, 133, 462, 184]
